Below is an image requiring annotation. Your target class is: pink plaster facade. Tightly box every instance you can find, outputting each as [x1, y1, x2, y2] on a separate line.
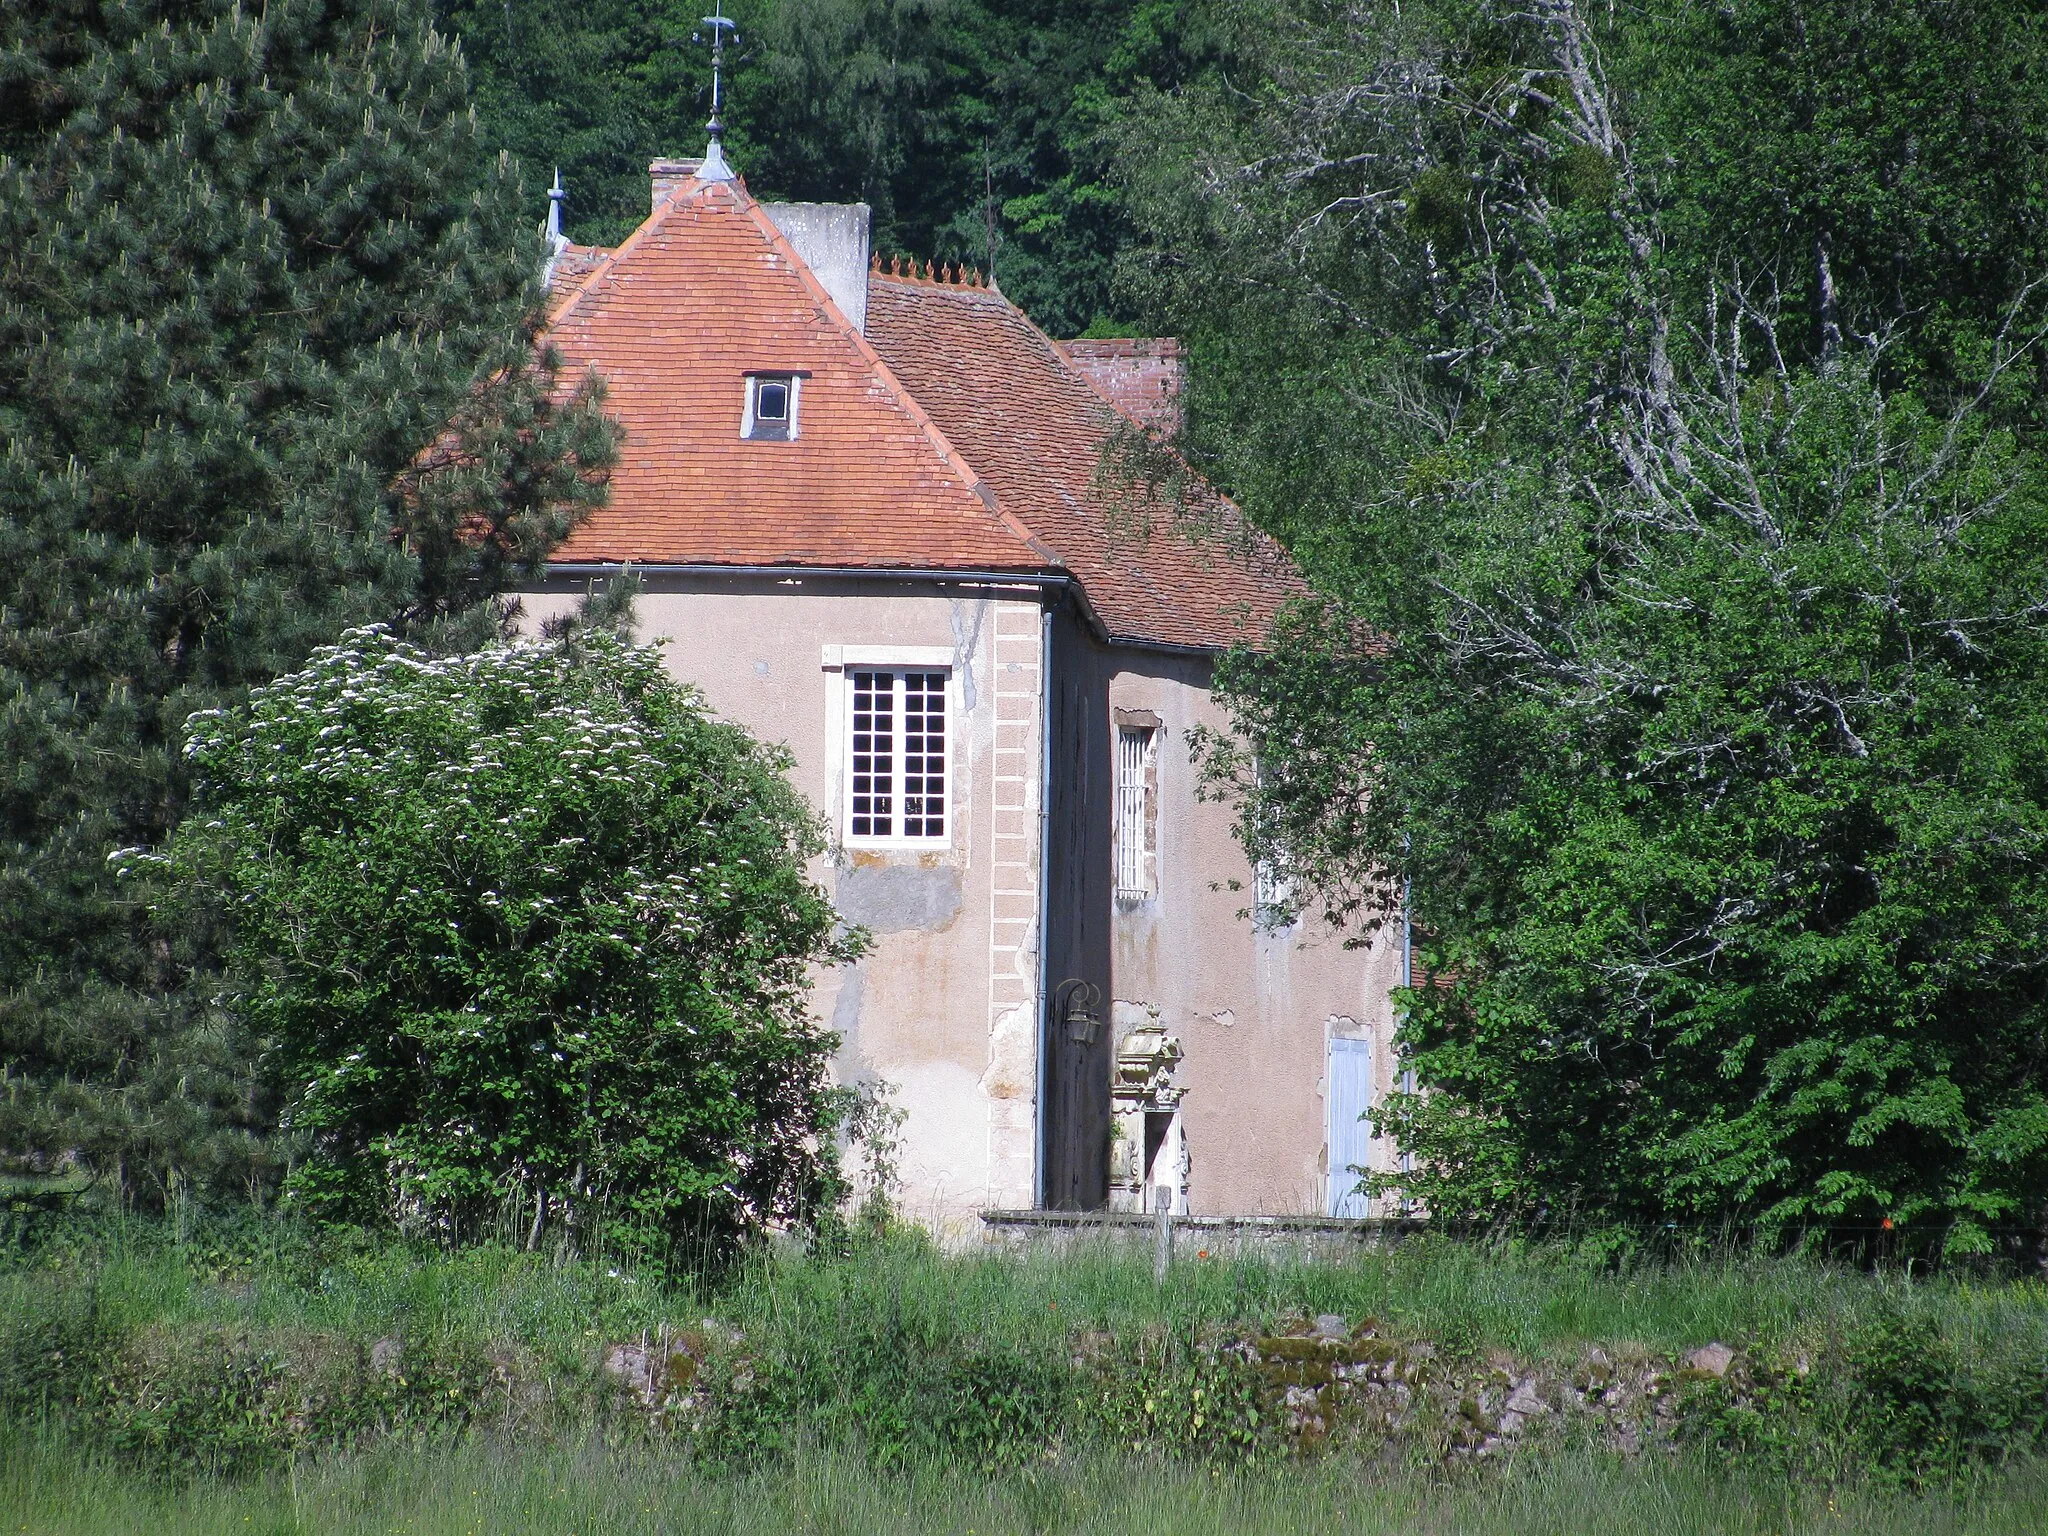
[522, 577, 1046, 1232]
[519, 161, 1400, 1232]
[520, 576, 1401, 1231]
[1102, 652, 1405, 1216]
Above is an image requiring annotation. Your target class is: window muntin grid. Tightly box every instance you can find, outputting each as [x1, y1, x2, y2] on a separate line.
[1251, 755, 1295, 926]
[1254, 857, 1294, 919]
[850, 670, 894, 837]
[1115, 725, 1154, 901]
[900, 671, 947, 838]
[847, 669, 948, 843]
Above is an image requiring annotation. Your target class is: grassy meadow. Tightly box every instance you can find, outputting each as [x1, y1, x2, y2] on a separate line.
[7, 1433, 2048, 1536]
[4, 1209, 2048, 1530]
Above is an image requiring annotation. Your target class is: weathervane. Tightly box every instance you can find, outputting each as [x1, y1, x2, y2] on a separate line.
[692, 1, 738, 181]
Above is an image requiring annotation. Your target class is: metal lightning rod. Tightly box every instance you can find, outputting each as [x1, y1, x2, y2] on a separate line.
[692, 1, 739, 181]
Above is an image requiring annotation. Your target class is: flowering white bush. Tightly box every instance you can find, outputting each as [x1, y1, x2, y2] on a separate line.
[156, 627, 862, 1255]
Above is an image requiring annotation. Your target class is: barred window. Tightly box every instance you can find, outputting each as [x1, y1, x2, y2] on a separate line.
[847, 669, 948, 842]
[1114, 725, 1156, 903]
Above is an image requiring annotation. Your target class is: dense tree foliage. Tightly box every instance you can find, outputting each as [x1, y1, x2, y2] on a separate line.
[0, 0, 616, 1202]
[155, 628, 860, 1254]
[436, 0, 1212, 333]
[12, 0, 2048, 1247]
[1133, 0, 2048, 1245]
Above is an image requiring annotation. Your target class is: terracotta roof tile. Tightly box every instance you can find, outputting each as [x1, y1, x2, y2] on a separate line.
[537, 178, 1305, 649]
[541, 180, 1048, 572]
[865, 277, 1306, 650]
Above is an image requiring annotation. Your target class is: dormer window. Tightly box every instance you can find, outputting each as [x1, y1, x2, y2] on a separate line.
[742, 372, 802, 441]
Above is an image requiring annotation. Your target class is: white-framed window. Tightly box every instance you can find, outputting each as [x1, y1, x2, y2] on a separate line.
[846, 667, 950, 844]
[741, 372, 801, 440]
[1253, 856, 1295, 925]
[1114, 723, 1157, 903]
[1250, 754, 1296, 927]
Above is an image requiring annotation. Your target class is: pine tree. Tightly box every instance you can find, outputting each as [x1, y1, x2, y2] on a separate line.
[0, 0, 617, 1203]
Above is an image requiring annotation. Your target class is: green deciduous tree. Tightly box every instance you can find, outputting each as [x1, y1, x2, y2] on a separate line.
[154, 628, 861, 1255]
[0, 0, 617, 1202]
[1132, 0, 2048, 1246]
[438, 0, 1209, 333]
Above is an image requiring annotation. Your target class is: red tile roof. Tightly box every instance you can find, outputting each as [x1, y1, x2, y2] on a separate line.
[540, 176, 1305, 649]
[866, 276, 1305, 650]
[542, 181, 1049, 571]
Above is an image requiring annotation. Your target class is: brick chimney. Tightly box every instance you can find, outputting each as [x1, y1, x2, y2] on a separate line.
[1059, 338, 1185, 434]
[650, 158, 704, 211]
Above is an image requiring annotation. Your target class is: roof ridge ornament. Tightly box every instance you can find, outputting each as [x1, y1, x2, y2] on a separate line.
[541, 168, 569, 283]
[691, 2, 738, 182]
[872, 254, 995, 289]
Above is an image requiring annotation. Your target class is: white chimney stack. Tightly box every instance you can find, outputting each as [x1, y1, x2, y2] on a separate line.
[763, 203, 873, 335]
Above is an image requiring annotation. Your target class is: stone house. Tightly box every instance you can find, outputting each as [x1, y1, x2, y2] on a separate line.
[522, 155, 1405, 1233]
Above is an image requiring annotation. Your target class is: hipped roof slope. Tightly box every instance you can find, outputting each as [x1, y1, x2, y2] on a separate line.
[542, 179, 1050, 572]
[541, 175, 1305, 649]
[865, 275, 1306, 650]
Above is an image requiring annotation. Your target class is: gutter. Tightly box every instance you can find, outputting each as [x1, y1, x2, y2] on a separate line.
[540, 561, 1064, 589]
[536, 562, 1228, 659]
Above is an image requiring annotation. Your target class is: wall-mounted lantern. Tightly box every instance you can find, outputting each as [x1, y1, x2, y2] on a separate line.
[1055, 978, 1102, 1045]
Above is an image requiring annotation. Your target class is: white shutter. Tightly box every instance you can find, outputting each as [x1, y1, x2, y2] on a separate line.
[1326, 1036, 1374, 1218]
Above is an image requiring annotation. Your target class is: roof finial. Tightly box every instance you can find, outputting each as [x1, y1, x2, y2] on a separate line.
[545, 168, 567, 245]
[692, 1, 739, 182]
[541, 167, 569, 283]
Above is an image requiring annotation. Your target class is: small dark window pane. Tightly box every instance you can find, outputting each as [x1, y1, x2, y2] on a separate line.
[901, 671, 946, 837]
[850, 670, 893, 837]
[744, 376, 795, 440]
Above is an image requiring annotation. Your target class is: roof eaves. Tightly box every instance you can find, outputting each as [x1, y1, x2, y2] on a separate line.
[540, 558, 1239, 654]
[544, 559, 1065, 585]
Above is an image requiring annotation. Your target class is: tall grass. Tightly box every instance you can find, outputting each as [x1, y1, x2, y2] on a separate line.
[12, 1211, 2046, 1362]
[3, 1432, 2046, 1536]
[7, 1211, 2048, 1491]
[711, 1228, 2048, 1362]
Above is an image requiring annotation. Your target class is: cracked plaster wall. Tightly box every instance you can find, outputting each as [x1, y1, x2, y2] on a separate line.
[520, 576, 1043, 1235]
[1094, 648, 1404, 1217]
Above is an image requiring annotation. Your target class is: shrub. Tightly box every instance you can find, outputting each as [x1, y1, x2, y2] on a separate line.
[152, 628, 863, 1257]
